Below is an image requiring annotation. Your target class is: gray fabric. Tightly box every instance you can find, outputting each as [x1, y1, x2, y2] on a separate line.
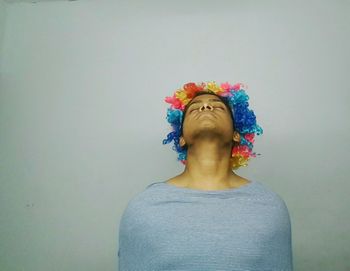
[118, 179, 293, 271]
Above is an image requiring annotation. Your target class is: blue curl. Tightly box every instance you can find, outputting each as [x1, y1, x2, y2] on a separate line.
[229, 90, 249, 105]
[166, 108, 183, 125]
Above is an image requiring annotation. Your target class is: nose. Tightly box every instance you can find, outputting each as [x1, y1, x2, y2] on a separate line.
[199, 103, 214, 112]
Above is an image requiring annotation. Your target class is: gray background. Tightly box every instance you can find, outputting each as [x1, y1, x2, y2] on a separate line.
[1, 0, 349, 270]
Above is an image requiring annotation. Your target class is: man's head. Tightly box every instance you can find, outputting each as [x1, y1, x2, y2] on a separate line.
[162, 81, 263, 170]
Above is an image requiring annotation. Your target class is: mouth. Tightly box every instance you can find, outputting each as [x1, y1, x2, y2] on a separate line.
[196, 112, 216, 119]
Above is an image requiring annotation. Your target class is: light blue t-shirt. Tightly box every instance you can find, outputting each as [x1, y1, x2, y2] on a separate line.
[118, 180, 293, 271]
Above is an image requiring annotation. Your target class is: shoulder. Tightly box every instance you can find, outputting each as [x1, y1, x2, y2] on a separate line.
[118, 181, 168, 238]
[119, 181, 164, 220]
[253, 180, 292, 220]
[253, 180, 288, 201]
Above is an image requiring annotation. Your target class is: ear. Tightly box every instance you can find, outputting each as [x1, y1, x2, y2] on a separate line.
[232, 131, 240, 145]
[179, 136, 186, 147]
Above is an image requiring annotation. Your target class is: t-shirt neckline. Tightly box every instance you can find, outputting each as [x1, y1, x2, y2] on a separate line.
[158, 179, 256, 194]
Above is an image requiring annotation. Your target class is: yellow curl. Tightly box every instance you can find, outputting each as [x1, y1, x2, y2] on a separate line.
[206, 81, 224, 94]
[230, 155, 250, 170]
[175, 89, 191, 104]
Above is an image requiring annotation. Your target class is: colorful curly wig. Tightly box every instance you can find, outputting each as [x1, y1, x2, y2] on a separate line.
[162, 81, 263, 170]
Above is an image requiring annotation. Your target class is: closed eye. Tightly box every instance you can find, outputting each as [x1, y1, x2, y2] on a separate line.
[189, 102, 226, 113]
[189, 107, 200, 113]
[214, 104, 225, 110]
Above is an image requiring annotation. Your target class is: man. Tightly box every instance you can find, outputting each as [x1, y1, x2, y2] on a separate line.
[118, 81, 293, 271]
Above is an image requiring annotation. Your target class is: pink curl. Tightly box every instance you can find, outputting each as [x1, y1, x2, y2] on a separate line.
[220, 82, 233, 91]
[232, 145, 252, 159]
[164, 95, 185, 110]
[232, 83, 242, 91]
[244, 133, 255, 143]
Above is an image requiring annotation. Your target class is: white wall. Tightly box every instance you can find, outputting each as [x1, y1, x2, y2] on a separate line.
[0, 0, 349, 270]
[0, 0, 6, 55]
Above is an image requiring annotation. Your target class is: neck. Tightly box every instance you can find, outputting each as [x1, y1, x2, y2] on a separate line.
[180, 139, 238, 190]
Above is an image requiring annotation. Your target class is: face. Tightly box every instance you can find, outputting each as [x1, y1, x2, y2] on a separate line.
[180, 94, 240, 148]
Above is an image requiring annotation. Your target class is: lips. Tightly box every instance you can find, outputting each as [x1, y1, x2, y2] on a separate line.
[196, 111, 216, 119]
